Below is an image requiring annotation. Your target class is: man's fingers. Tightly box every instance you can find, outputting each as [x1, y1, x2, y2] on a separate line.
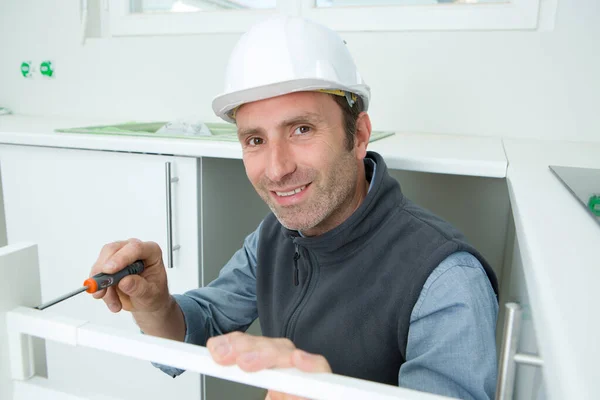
[237, 346, 294, 372]
[208, 333, 294, 367]
[207, 332, 243, 365]
[117, 275, 149, 298]
[291, 350, 332, 373]
[266, 389, 305, 400]
[94, 239, 162, 277]
[207, 332, 331, 398]
[240, 348, 331, 374]
[101, 239, 147, 274]
[92, 288, 106, 299]
[101, 287, 122, 313]
[263, 351, 331, 400]
[90, 240, 128, 300]
[91, 240, 128, 275]
[265, 391, 285, 400]
[99, 240, 128, 260]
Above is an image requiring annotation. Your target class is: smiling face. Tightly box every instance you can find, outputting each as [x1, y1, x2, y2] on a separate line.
[236, 91, 371, 236]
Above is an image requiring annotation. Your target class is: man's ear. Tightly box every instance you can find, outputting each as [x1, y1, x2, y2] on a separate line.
[354, 112, 372, 159]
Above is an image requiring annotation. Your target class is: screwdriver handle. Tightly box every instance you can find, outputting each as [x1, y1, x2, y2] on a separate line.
[83, 260, 145, 293]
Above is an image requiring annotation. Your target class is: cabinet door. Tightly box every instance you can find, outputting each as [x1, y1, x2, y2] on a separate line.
[0, 145, 201, 400]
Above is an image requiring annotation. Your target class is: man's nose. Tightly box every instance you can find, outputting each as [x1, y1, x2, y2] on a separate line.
[265, 142, 296, 182]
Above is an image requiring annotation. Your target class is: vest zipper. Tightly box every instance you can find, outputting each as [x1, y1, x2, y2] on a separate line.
[293, 244, 300, 286]
[283, 249, 319, 340]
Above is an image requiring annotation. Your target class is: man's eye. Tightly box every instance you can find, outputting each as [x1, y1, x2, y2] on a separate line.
[247, 137, 264, 146]
[294, 126, 311, 135]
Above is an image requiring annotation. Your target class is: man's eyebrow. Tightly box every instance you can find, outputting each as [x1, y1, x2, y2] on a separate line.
[277, 113, 325, 129]
[237, 113, 324, 138]
[237, 127, 262, 139]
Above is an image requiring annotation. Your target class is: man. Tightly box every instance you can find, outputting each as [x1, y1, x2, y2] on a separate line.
[90, 16, 499, 400]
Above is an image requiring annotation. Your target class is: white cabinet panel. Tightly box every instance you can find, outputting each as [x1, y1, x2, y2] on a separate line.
[498, 217, 545, 400]
[0, 145, 201, 400]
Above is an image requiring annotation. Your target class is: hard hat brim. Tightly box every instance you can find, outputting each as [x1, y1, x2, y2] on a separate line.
[212, 78, 370, 124]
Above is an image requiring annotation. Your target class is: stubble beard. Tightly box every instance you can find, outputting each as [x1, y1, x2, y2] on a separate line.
[258, 153, 358, 234]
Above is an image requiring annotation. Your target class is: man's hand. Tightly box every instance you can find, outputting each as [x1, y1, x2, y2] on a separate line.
[207, 332, 332, 400]
[90, 239, 169, 313]
[90, 239, 185, 341]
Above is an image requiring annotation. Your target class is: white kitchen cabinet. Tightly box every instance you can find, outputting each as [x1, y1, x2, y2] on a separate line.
[0, 144, 202, 400]
[497, 216, 545, 400]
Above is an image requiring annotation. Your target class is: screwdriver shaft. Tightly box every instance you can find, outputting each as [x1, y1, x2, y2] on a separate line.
[34, 260, 144, 310]
[35, 286, 88, 310]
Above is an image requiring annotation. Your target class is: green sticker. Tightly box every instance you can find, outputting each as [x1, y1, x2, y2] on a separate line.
[588, 194, 600, 216]
[40, 61, 53, 77]
[20, 61, 31, 77]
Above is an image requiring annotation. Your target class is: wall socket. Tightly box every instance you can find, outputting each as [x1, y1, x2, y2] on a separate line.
[20, 60, 55, 79]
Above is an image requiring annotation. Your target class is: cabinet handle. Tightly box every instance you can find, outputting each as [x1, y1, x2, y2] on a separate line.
[496, 303, 543, 400]
[165, 162, 180, 269]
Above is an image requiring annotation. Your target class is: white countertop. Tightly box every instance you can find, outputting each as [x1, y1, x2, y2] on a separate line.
[0, 115, 507, 178]
[0, 115, 243, 160]
[504, 139, 600, 400]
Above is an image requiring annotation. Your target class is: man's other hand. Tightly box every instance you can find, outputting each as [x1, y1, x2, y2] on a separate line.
[207, 332, 332, 400]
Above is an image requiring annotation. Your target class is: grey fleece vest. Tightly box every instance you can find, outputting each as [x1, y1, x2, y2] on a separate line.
[256, 151, 498, 386]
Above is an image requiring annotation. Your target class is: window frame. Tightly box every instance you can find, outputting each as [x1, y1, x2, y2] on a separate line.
[108, 0, 294, 35]
[301, 0, 540, 31]
[107, 0, 542, 36]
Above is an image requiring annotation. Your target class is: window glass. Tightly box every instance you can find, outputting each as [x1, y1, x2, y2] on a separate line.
[315, 0, 505, 8]
[130, 0, 276, 13]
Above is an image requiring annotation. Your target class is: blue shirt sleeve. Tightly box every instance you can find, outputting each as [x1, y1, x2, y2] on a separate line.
[155, 223, 261, 377]
[399, 251, 498, 400]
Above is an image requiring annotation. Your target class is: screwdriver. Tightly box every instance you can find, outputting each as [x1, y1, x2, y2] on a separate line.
[35, 260, 145, 310]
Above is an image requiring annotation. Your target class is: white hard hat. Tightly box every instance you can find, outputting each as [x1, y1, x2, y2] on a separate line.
[212, 16, 371, 123]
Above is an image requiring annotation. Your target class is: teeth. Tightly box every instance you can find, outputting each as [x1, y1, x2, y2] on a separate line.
[276, 185, 306, 197]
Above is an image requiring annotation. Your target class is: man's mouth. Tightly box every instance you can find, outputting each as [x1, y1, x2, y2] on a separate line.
[275, 185, 307, 197]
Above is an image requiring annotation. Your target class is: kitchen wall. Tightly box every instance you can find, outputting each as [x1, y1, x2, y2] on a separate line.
[0, 0, 598, 142]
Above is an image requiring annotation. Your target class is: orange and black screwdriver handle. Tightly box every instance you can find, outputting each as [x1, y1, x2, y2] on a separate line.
[83, 260, 145, 293]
